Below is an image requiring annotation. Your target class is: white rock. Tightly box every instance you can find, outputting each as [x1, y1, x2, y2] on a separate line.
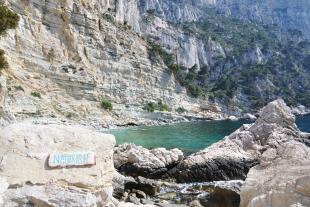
[114, 143, 183, 178]
[240, 141, 310, 207]
[0, 123, 116, 206]
[243, 113, 257, 120]
[228, 116, 238, 121]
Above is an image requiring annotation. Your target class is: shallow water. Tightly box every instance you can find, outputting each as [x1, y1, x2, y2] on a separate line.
[109, 114, 310, 153]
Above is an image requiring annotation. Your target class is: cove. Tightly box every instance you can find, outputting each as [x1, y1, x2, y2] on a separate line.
[109, 114, 310, 153]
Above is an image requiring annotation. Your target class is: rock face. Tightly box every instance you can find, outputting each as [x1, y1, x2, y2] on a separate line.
[1, 0, 309, 125]
[211, 0, 310, 39]
[240, 140, 310, 207]
[0, 0, 205, 125]
[137, 0, 310, 39]
[0, 123, 116, 206]
[169, 99, 308, 183]
[0, 76, 15, 126]
[114, 143, 183, 179]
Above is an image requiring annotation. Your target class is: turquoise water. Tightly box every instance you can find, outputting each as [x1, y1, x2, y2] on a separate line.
[109, 115, 310, 153]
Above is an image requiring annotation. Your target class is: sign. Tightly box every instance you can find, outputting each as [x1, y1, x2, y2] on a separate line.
[48, 152, 96, 168]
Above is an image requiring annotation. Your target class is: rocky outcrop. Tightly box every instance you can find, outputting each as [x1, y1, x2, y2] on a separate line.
[240, 139, 310, 207]
[137, 0, 310, 39]
[169, 99, 308, 182]
[291, 105, 310, 115]
[212, 0, 310, 39]
[0, 123, 116, 206]
[114, 143, 183, 179]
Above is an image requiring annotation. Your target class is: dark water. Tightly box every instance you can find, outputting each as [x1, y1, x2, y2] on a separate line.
[109, 114, 310, 153]
[296, 114, 310, 133]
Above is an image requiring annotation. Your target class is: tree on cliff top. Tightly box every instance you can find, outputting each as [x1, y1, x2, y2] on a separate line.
[0, 4, 19, 72]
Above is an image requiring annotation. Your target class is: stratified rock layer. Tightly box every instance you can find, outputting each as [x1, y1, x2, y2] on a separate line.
[0, 123, 116, 206]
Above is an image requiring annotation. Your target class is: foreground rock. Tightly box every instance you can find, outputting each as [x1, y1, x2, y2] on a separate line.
[114, 143, 183, 179]
[240, 137, 310, 207]
[0, 123, 116, 206]
[168, 99, 307, 182]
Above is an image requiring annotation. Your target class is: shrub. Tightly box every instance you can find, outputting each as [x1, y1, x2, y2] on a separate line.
[0, 4, 20, 35]
[103, 13, 114, 23]
[143, 101, 170, 112]
[0, 49, 8, 72]
[176, 107, 187, 114]
[31, 91, 41, 98]
[157, 101, 170, 111]
[101, 99, 113, 111]
[147, 41, 176, 69]
[0, 4, 19, 72]
[144, 102, 157, 112]
[188, 84, 203, 98]
[14, 85, 24, 91]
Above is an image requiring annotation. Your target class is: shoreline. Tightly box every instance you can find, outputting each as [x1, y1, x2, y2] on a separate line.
[1, 99, 309, 206]
[7, 109, 309, 132]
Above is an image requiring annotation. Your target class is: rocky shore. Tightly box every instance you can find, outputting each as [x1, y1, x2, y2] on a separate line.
[0, 99, 309, 207]
[112, 99, 310, 206]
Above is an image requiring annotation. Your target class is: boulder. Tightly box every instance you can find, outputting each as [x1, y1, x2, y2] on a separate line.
[198, 187, 240, 207]
[113, 171, 137, 199]
[240, 140, 310, 207]
[228, 116, 238, 121]
[2, 184, 112, 207]
[128, 195, 141, 205]
[0, 123, 116, 206]
[114, 143, 183, 179]
[168, 99, 304, 182]
[136, 176, 161, 196]
[242, 113, 257, 120]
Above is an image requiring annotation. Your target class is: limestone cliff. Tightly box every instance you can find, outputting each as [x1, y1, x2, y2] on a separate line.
[132, 0, 310, 39]
[0, 0, 206, 125]
[0, 0, 309, 125]
[132, 0, 310, 110]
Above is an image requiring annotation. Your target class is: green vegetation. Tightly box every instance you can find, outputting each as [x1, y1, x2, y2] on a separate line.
[144, 102, 157, 112]
[182, 7, 278, 58]
[148, 41, 206, 98]
[14, 85, 24, 91]
[103, 13, 114, 23]
[147, 40, 176, 69]
[176, 107, 187, 114]
[101, 99, 113, 111]
[0, 49, 8, 72]
[212, 76, 238, 98]
[161, 6, 310, 108]
[0, 4, 19, 36]
[0, 4, 19, 73]
[31, 91, 41, 98]
[143, 101, 170, 112]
